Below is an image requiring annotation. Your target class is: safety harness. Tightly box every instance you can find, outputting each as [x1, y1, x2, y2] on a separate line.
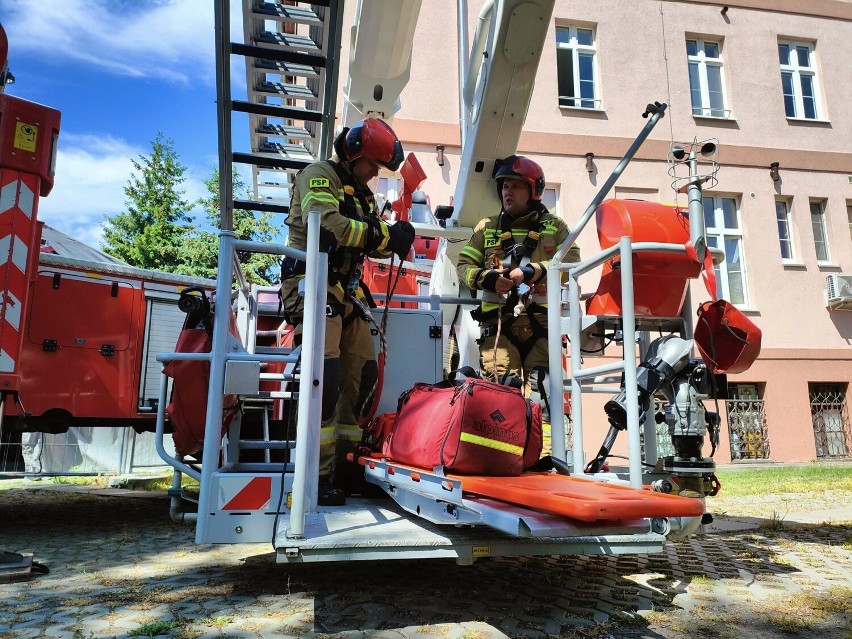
[476, 208, 549, 362]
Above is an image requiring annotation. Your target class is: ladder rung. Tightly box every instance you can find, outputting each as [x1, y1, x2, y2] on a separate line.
[256, 81, 317, 101]
[255, 32, 320, 53]
[233, 152, 311, 171]
[259, 141, 314, 155]
[257, 123, 312, 139]
[230, 42, 327, 69]
[232, 100, 323, 122]
[234, 198, 290, 214]
[251, 3, 322, 25]
[254, 59, 319, 78]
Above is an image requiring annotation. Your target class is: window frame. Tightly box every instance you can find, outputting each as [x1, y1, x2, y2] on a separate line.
[775, 199, 797, 263]
[809, 199, 831, 264]
[686, 37, 730, 119]
[703, 194, 749, 306]
[555, 25, 600, 110]
[542, 186, 560, 217]
[778, 40, 823, 120]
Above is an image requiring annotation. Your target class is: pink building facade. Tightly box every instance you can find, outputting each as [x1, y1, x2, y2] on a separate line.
[339, 0, 852, 464]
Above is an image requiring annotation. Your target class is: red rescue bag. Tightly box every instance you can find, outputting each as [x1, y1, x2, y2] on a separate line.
[384, 377, 543, 476]
[687, 243, 762, 374]
[694, 299, 762, 374]
[163, 289, 240, 457]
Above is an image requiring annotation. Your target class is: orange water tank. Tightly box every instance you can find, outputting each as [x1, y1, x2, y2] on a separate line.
[585, 199, 700, 318]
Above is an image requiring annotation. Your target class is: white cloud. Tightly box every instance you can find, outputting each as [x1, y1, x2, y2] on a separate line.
[0, 0, 223, 85]
[37, 133, 210, 250]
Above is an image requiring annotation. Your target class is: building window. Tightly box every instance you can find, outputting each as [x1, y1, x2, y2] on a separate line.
[810, 200, 831, 263]
[847, 202, 852, 242]
[541, 187, 559, 215]
[686, 38, 728, 118]
[703, 195, 748, 305]
[778, 40, 821, 120]
[556, 25, 598, 109]
[726, 384, 769, 460]
[775, 199, 795, 261]
[810, 383, 850, 458]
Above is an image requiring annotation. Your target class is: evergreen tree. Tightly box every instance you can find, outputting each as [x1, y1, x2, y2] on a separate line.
[101, 132, 192, 271]
[178, 167, 279, 285]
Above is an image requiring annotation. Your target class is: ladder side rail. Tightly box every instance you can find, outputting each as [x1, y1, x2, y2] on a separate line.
[618, 236, 642, 489]
[287, 210, 326, 538]
[316, 1, 345, 161]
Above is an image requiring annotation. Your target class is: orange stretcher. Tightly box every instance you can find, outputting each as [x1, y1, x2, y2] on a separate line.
[359, 456, 705, 523]
[450, 472, 704, 522]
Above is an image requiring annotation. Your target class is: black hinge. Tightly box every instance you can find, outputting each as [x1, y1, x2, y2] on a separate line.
[100, 344, 115, 356]
[429, 326, 442, 339]
[42, 339, 58, 352]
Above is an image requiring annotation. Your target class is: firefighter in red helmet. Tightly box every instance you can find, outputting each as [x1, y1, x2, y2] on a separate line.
[280, 118, 415, 505]
[457, 155, 580, 456]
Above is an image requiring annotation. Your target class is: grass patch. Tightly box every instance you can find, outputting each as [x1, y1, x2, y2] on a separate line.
[49, 475, 112, 487]
[129, 619, 180, 637]
[715, 465, 852, 497]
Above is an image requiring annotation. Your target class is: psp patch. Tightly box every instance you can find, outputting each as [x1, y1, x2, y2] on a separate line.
[309, 177, 330, 189]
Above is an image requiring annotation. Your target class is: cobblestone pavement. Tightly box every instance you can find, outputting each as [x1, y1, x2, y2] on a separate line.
[0, 484, 850, 639]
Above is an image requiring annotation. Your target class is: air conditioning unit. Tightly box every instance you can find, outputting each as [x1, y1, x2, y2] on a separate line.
[825, 273, 852, 311]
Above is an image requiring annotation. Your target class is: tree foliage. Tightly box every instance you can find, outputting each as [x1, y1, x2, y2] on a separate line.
[101, 134, 279, 285]
[101, 132, 192, 270]
[179, 168, 278, 285]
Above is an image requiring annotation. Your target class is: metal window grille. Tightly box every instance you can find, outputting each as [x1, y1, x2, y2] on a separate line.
[726, 397, 770, 460]
[810, 383, 851, 458]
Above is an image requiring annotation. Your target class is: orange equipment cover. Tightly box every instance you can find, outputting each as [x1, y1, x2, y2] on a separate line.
[361, 259, 419, 308]
[450, 472, 704, 522]
[586, 199, 701, 318]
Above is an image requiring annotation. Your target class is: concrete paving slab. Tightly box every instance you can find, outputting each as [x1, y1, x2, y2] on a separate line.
[0, 485, 850, 639]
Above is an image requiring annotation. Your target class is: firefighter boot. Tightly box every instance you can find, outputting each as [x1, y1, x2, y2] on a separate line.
[318, 475, 346, 506]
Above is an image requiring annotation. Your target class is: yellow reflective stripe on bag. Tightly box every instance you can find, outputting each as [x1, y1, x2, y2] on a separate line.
[459, 432, 524, 456]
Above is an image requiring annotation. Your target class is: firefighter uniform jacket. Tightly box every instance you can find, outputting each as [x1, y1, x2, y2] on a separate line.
[456, 207, 581, 317]
[281, 157, 393, 307]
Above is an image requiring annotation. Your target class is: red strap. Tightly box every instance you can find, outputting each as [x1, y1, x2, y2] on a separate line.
[685, 241, 718, 301]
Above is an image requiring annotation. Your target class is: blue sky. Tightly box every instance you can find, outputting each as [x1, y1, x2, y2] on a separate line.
[1, 0, 248, 249]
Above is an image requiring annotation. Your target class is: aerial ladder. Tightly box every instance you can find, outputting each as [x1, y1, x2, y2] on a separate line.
[154, 0, 743, 563]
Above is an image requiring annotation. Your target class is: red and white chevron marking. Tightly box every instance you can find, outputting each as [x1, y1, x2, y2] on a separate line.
[0, 170, 38, 376]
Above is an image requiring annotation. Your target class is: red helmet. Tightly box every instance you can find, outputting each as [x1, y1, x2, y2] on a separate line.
[494, 155, 545, 201]
[335, 118, 404, 171]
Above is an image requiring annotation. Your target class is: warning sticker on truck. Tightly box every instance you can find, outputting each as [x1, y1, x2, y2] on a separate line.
[14, 122, 38, 152]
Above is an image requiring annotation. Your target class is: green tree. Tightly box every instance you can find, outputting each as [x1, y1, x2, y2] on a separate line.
[178, 167, 278, 285]
[101, 132, 192, 270]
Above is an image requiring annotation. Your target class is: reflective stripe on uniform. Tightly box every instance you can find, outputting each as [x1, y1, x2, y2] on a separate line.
[459, 432, 524, 456]
[320, 424, 336, 445]
[337, 424, 363, 442]
[301, 191, 337, 210]
[459, 245, 483, 262]
[343, 218, 367, 246]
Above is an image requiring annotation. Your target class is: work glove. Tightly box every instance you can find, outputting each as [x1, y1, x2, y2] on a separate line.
[386, 221, 416, 261]
[481, 269, 504, 292]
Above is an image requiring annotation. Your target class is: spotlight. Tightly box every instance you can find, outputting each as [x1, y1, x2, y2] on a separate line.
[671, 146, 686, 161]
[436, 145, 445, 167]
[700, 142, 716, 157]
[585, 152, 595, 173]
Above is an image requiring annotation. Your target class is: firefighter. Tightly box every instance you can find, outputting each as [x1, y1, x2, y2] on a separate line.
[280, 118, 415, 506]
[456, 155, 580, 456]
